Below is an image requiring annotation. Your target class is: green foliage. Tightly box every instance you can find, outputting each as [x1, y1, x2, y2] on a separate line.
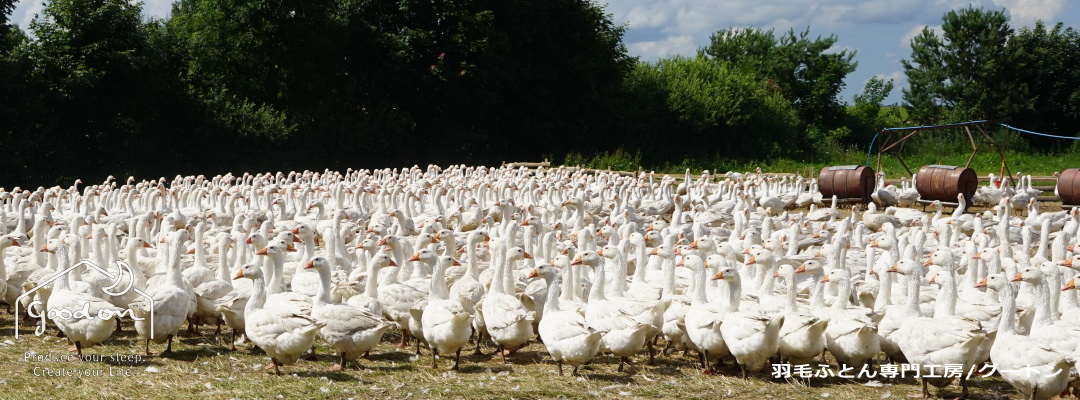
[1008, 21, 1080, 148]
[702, 27, 857, 132]
[617, 55, 800, 163]
[902, 7, 1029, 123]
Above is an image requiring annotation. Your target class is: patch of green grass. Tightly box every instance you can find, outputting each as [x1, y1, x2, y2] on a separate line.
[0, 313, 1027, 399]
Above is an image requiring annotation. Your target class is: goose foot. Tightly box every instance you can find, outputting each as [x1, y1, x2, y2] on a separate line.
[302, 346, 317, 361]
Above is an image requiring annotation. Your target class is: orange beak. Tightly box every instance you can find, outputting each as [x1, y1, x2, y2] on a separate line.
[710, 270, 724, 280]
[388, 259, 398, 267]
[452, 259, 462, 266]
[886, 264, 898, 273]
[928, 276, 938, 285]
[523, 252, 533, 259]
[688, 241, 699, 250]
[293, 235, 302, 243]
[291, 227, 300, 234]
[794, 264, 807, 273]
[1061, 259, 1075, 267]
[1011, 272, 1023, 282]
[972, 253, 982, 260]
[820, 275, 830, 283]
[39, 245, 48, 252]
[376, 237, 387, 246]
[10, 238, 19, 247]
[1063, 279, 1076, 292]
[187, 247, 195, 255]
[407, 253, 421, 262]
[922, 258, 933, 267]
[143, 241, 153, 249]
[233, 270, 245, 280]
[256, 247, 268, 255]
[745, 256, 757, 265]
[648, 248, 658, 256]
[245, 237, 253, 245]
[974, 278, 988, 288]
[527, 269, 539, 279]
[304, 260, 315, 269]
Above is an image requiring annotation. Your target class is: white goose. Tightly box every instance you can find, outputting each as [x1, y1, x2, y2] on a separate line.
[130, 230, 195, 355]
[715, 265, 785, 379]
[889, 259, 987, 399]
[40, 239, 122, 355]
[774, 264, 828, 366]
[417, 250, 474, 369]
[678, 254, 729, 374]
[305, 256, 392, 371]
[536, 266, 601, 376]
[481, 244, 536, 363]
[233, 263, 325, 375]
[979, 274, 1076, 400]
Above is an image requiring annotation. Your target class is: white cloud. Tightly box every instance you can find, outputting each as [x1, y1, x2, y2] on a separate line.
[898, 24, 942, 47]
[990, 0, 1068, 27]
[630, 34, 697, 60]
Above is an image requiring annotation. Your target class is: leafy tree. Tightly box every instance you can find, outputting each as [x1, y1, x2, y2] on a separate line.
[1008, 21, 1080, 147]
[846, 76, 894, 142]
[902, 7, 1028, 123]
[620, 56, 800, 163]
[702, 27, 857, 134]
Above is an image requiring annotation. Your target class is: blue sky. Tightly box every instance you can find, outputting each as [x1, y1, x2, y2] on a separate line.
[10, 0, 1080, 104]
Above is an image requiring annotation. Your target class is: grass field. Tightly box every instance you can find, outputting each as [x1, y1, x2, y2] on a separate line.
[0, 312, 1028, 400]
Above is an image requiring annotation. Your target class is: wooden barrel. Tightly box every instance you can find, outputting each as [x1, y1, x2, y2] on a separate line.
[1060, 169, 1080, 205]
[818, 165, 875, 203]
[915, 165, 978, 202]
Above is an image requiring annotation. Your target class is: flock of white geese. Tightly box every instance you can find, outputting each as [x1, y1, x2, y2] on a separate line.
[0, 166, 1078, 399]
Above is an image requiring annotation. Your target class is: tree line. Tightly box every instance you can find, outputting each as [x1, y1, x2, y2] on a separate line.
[0, 1, 1077, 187]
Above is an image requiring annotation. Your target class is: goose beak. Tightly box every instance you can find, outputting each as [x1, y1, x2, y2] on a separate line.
[256, 247, 268, 255]
[10, 238, 19, 247]
[570, 256, 583, 266]
[293, 235, 302, 243]
[452, 258, 462, 266]
[407, 253, 421, 262]
[143, 241, 153, 248]
[922, 259, 933, 267]
[1061, 259, 1075, 267]
[974, 278, 988, 288]
[304, 260, 315, 269]
[1068, 244, 1075, 252]
[972, 253, 982, 260]
[527, 269, 538, 279]
[688, 241, 699, 250]
[928, 276, 937, 285]
[772, 271, 780, 278]
[388, 259, 397, 267]
[286, 244, 297, 252]
[38, 245, 48, 252]
[233, 270, 245, 280]
[376, 238, 387, 246]
[245, 237, 253, 245]
[187, 247, 196, 255]
[819, 275, 830, 283]
[1063, 279, 1076, 292]
[596, 249, 605, 257]
[887, 264, 898, 273]
[745, 256, 757, 265]
[523, 252, 533, 259]
[676, 260, 686, 267]
[291, 227, 300, 234]
[1011, 272, 1023, 282]
[741, 248, 750, 255]
[648, 248, 658, 256]
[710, 271, 724, 280]
[794, 264, 807, 274]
